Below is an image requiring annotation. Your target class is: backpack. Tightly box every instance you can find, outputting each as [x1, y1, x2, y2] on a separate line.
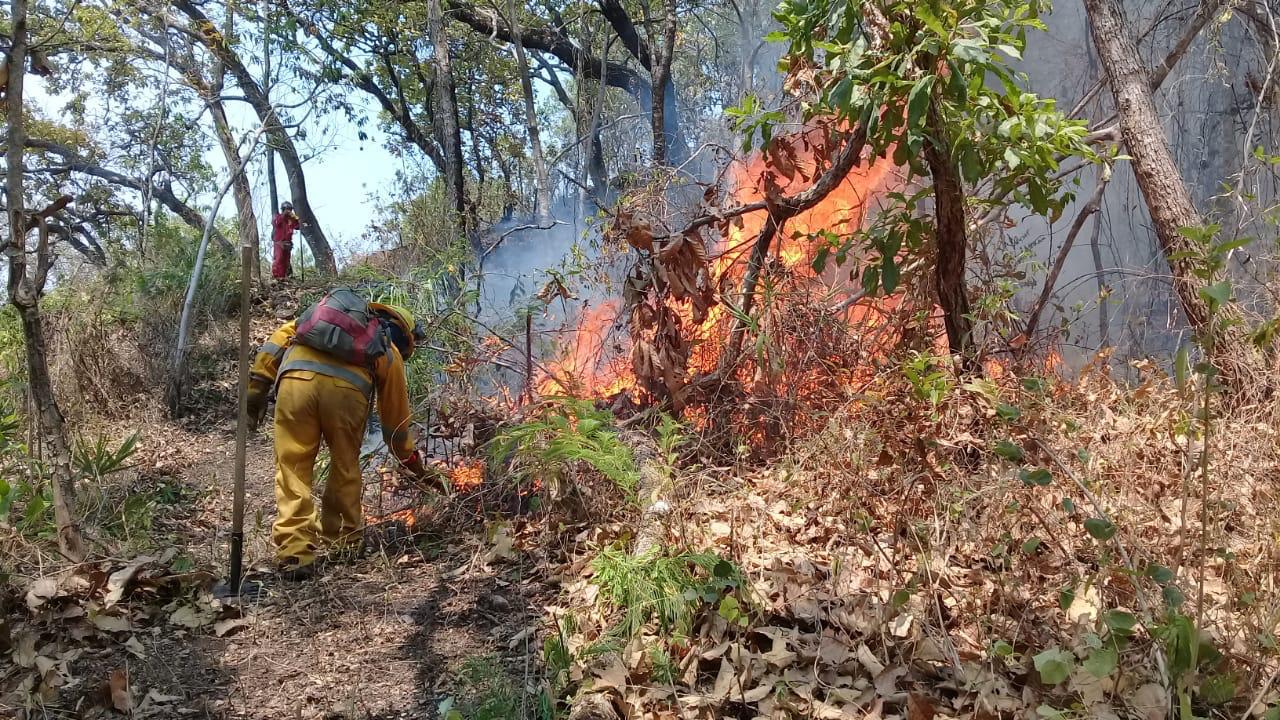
[292, 288, 390, 367]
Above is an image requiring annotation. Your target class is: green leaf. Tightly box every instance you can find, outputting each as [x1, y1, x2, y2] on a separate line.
[906, 75, 936, 131]
[1082, 645, 1117, 678]
[1021, 537, 1042, 554]
[1058, 586, 1076, 610]
[881, 255, 900, 293]
[1103, 610, 1138, 635]
[1021, 377, 1048, 393]
[1061, 497, 1076, 513]
[1163, 584, 1187, 608]
[960, 145, 982, 184]
[829, 77, 854, 110]
[1084, 517, 1117, 541]
[1019, 467, 1052, 486]
[718, 595, 743, 623]
[1004, 146, 1021, 170]
[992, 640, 1015, 657]
[1174, 344, 1190, 390]
[1200, 280, 1232, 309]
[812, 245, 831, 273]
[1212, 236, 1250, 255]
[996, 403, 1022, 421]
[1201, 673, 1237, 705]
[861, 265, 881, 296]
[993, 440, 1025, 462]
[951, 37, 988, 63]
[1145, 563, 1175, 584]
[1032, 647, 1075, 685]
[995, 43, 1023, 60]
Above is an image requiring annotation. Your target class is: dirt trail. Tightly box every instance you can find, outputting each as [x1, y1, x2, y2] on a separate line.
[101, 430, 534, 720]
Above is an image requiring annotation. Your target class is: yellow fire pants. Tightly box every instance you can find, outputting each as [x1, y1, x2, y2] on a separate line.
[271, 372, 369, 566]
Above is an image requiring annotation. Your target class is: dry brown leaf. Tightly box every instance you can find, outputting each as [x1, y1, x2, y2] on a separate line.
[123, 635, 146, 658]
[761, 637, 797, 668]
[591, 655, 628, 694]
[699, 640, 731, 661]
[856, 643, 885, 676]
[12, 633, 38, 667]
[711, 658, 735, 701]
[104, 557, 155, 607]
[108, 668, 132, 713]
[739, 680, 774, 703]
[25, 578, 60, 610]
[91, 612, 133, 634]
[890, 613, 914, 638]
[874, 665, 908, 698]
[1129, 683, 1167, 720]
[809, 699, 850, 719]
[907, 692, 936, 720]
[213, 618, 249, 638]
[168, 604, 212, 629]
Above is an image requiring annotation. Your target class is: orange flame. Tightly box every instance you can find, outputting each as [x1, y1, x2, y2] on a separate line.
[538, 125, 911, 416]
[450, 459, 486, 491]
[537, 300, 635, 398]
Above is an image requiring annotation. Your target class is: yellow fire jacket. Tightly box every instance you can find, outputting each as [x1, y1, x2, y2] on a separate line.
[251, 320, 417, 462]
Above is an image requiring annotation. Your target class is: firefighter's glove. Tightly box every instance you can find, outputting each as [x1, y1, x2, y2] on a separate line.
[401, 451, 427, 482]
[246, 378, 271, 431]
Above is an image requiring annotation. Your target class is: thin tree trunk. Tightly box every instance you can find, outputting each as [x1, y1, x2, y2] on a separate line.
[1090, 210, 1110, 348]
[1084, 0, 1264, 393]
[170, 0, 335, 275]
[210, 103, 262, 285]
[1083, 0, 1212, 328]
[506, 0, 553, 222]
[648, 0, 679, 166]
[428, 0, 469, 243]
[263, 0, 279, 217]
[169, 131, 264, 414]
[210, 3, 261, 285]
[922, 102, 975, 362]
[5, 0, 86, 562]
[1022, 165, 1111, 347]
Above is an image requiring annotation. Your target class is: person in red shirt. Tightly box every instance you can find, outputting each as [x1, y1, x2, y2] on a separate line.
[271, 201, 302, 280]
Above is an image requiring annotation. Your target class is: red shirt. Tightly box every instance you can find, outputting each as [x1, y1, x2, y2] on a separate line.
[272, 212, 300, 244]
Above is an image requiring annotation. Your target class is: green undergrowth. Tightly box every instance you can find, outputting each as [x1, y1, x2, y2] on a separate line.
[591, 545, 747, 642]
[490, 398, 639, 499]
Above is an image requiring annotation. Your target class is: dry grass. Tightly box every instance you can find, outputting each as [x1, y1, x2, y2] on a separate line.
[542, 358, 1280, 718]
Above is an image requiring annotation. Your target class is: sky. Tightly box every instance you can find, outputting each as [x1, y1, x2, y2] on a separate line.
[27, 72, 409, 263]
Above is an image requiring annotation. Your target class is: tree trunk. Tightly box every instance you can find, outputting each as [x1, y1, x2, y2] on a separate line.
[922, 102, 975, 362]
[210, 4, 261, 285]
[4, 0, 86, 562]
[506, 0, 552, 222]
[1083, 0, 1212, 329]
[210, 102, 262, 285]
[17, 306, 86, 561]
[597, 0, 690, 166]
[170, 0, 336, 275]
[649, 0, 679, 167]
[263, 0, 279, 218]
[428, 0, 470, 243]
[1089, 211, 1110, 348]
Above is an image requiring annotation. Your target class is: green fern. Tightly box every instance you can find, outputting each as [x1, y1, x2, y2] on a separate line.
[592, 545, 745, 639]
[491, 399, 639, 495]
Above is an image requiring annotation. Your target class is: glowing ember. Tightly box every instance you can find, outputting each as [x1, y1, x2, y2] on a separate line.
[450, 459, 486, 491]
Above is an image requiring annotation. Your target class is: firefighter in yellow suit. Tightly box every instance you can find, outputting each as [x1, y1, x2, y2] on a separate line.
[246, 303, 426, 579]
